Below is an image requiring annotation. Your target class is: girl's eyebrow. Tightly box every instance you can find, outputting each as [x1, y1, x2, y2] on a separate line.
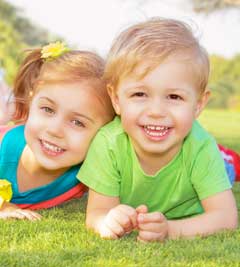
[71, 111, 94, 123]
[39, 96, 55, 104]
[39, 97, 94, 123]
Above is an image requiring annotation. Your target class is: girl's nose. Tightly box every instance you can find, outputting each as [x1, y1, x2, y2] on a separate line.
[46, 117, 64, 138]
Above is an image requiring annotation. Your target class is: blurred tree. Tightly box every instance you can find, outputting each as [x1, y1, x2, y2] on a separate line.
[0, 0, 62, 85]
[208, 55, 240, 109]
[192, 0, 240, 13]
[0, 20, 24, 84]
[0, 0, 58, 46]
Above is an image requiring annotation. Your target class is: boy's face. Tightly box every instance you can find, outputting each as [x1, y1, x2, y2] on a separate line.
[109, 56, 209, 163]
[24, 82, 107, 174]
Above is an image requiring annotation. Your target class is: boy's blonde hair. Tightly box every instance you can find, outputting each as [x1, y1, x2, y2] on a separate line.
[13, 48, 115, 122]
[104, 18, 209, 92]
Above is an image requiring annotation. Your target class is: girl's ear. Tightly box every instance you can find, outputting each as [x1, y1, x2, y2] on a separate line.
[195, 89, 211, 118]
[107, 85, 121, 115]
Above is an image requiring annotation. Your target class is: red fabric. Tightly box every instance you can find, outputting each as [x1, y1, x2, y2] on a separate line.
[16, 183, 88, 210]
[218, 145, 240, 181]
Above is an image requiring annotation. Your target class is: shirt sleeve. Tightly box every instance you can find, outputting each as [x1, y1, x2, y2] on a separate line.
[77, 131, 121, 197]
[191, 139, 232, 200]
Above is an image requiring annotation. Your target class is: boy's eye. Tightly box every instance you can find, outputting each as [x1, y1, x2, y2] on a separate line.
[41, 106, 54, 114]
[168, 94, 183, 100]
[72, 119, 85, 127]
[131, 92, 146, 97]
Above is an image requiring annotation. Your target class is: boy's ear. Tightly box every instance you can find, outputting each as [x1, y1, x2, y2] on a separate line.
[107, 84, 121, 115]
[195, 89, 211, 118]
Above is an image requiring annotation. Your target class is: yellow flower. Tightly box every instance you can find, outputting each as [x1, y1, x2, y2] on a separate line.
[41, 41, 69, 60]
[0, 179, 13, 208]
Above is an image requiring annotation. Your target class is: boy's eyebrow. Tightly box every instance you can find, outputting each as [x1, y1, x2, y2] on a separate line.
[122, 84, 146, 91]
[39, 97, 94, 123]
[167, 87, 193, 94]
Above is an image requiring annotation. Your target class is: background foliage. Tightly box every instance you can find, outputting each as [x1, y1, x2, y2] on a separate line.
[0, 0, 240, 109]
[0, 0, 59, 84]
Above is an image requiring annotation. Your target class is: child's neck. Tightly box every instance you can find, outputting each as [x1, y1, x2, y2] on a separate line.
[135, 146, 181, 176]
[17, 145, 69, 192]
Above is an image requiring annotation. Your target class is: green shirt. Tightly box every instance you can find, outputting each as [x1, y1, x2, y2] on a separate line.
[77, 116, 231, 219]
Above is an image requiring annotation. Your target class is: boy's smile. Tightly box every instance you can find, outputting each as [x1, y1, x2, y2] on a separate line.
[110, 55, 209, 174]
[142, 124, 171, 141]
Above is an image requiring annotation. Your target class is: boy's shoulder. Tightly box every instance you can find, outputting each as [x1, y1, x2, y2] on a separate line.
[99, 116, 126, 140]
[93, 116, 129, 154]
[183, 120, 217, 158]
[187, 120, 214, 145]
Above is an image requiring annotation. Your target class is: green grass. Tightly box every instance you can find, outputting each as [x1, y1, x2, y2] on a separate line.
[198, 109, 240, 153]
[1, 109, 240, 267]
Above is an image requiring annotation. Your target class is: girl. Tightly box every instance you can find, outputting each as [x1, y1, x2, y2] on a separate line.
[0, 42, 114, 220]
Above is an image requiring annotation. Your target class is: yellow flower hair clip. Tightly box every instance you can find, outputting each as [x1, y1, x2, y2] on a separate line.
[0, 179, 12, 208]
[41, 41, 70, 61]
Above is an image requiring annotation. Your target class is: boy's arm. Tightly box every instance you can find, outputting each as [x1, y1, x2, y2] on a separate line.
[167, 189, 238, 239]
[86, 189, 138, 239]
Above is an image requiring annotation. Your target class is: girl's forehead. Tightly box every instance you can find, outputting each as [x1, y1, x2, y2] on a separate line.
[34, 82, 107, 117]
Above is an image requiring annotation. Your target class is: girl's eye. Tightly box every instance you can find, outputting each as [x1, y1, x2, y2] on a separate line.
[168, 94, 183, 100]
[131, 92, 146, 97]
[41, 107, 54, 114]
[72, 120, 85, 127]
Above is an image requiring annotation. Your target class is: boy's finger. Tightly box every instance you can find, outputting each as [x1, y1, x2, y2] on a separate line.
[99, 224, 119, 239]
[117, 205, 138, 228]
[137, 230, 166, 242]
[105, 214, 125, 237]
[111, 209, 133, 231]
[137, 221, 166, 232]
[136, 205, 148, 214]
[137, 212, 166, 224]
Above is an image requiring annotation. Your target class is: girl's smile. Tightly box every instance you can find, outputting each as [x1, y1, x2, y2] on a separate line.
[23, 82, 108, 173]
[39, 139, 66, 156]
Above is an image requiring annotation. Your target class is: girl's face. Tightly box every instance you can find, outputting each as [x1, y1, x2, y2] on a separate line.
[24, 82, 107, 173]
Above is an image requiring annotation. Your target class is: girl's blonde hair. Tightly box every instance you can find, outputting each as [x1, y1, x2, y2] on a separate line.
[104, 18, 209, 92]
[13, 48, 115, 122]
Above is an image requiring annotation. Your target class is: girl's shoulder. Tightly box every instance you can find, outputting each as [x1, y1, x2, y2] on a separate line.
[1, 124, 24, 143]
[0, 125, 25, 155]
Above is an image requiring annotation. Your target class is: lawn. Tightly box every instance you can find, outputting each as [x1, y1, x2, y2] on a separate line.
[0, 109, 239, 267]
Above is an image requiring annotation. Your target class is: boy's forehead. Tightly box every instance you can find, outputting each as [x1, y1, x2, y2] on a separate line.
[117, 56, 201, 93]
[120, 54, 195, 81]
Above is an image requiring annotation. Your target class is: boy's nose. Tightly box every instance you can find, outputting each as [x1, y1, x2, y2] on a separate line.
[147, 98, 167, 118]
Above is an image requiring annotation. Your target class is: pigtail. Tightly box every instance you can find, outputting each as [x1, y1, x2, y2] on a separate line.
[13, 49, 44, 122]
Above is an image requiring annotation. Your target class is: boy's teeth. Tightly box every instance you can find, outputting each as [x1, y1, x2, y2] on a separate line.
[144, 125, 169, 137]
[145, 125, 168, 130]
[42, 140, 63, 153]
[145, 129, 168, 137]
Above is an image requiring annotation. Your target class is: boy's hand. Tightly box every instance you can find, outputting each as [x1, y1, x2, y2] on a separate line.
[0, 203, 42, 221]
[136, 205, 168, 242]
[100, 204, 138, 239]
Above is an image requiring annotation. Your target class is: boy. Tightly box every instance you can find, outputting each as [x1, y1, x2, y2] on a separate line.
[77, 18, 238, 242]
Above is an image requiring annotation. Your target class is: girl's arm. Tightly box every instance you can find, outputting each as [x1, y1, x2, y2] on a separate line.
[167, 189, 238, 239]
[0, 201, 42, 221]
[86, 189, 138, 239]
